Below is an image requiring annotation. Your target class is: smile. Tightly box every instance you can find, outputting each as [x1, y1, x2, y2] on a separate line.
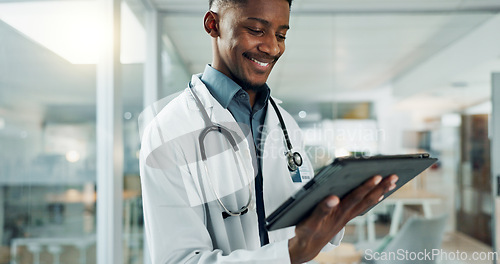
[250, 58, 270, 67]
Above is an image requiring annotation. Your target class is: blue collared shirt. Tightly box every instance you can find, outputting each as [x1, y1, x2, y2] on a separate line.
[201, 64, 270, 246]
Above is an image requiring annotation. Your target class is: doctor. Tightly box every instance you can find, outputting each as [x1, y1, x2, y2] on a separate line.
[140, 0, 398, 263]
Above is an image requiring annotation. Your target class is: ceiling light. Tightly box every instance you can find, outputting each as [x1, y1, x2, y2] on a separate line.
[298, 111, 307, 119]
[0, 1, 145, 64]
[65, 150, 80, 163]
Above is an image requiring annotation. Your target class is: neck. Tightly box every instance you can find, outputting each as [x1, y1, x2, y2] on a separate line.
[245, 89, 257, 108]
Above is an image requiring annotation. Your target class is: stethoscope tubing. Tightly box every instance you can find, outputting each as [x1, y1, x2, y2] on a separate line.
[269, 97, 293, 151]
[189, 83, 253, 217]
[188, 81, 302, 218]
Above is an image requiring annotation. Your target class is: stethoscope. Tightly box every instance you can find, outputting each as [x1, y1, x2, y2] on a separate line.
[188, 82, 302, 218]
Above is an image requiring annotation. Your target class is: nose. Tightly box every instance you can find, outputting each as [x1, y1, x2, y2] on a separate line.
[258, 34, 281, 57]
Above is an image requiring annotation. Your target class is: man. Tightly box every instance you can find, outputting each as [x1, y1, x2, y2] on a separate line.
[140, 0, 398, 263]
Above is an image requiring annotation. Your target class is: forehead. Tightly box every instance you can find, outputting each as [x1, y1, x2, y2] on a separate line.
[221, 0, 290, 24]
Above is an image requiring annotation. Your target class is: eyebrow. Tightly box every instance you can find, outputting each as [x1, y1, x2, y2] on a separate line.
[247, 17, 290, 30]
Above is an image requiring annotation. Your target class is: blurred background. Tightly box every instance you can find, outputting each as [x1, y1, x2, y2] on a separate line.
[0, 0, 499, 263]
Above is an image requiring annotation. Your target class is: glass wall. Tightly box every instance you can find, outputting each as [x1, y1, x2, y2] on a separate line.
[0, 0, 151, 263]
[121, 1, 145, 263]
[0, 2, 98, 262]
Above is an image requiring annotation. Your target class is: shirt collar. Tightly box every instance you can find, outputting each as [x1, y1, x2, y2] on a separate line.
[200, 65, 271, 110]
[201, 65, 241, 109]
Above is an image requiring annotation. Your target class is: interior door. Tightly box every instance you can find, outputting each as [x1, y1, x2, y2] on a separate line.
[458, 113, 492, 245]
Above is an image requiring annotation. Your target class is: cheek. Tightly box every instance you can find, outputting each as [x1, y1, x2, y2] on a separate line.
[232, 34, 259, 53]
[224, 38, 244, 58]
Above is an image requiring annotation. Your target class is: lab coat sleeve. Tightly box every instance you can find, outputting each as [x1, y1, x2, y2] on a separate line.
[140, 124, 293, 264]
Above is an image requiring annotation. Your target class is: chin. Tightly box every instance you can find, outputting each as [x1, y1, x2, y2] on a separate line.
[247, 75, 270, 88]
[246, 83, 268, 92]
[233, 73, 265, 90]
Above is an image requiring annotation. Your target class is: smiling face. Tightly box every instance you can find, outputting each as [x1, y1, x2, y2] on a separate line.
[205, 0, 290, 90]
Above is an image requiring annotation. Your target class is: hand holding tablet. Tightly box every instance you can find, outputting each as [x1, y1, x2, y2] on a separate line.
[266, 153, 437, 231]
[282, 153, 437, 264]
[288, 174, 398, 264]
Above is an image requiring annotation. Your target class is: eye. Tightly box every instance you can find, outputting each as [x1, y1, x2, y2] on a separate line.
[247, 27, 264, 36]
[277, 34, 286, 41]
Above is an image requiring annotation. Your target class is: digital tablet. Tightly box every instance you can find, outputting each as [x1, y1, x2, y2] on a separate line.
[265, 153, 438, 231]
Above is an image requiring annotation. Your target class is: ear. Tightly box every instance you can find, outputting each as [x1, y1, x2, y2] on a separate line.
[204, 11, 220, 38]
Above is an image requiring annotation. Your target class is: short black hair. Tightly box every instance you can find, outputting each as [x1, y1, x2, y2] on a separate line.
[209, 0, 292, 9]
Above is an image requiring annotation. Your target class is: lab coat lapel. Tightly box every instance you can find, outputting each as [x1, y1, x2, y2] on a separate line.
[187, 74, 214, 114]
[188, 74, 255, 191]
[188, 75, 245, 137]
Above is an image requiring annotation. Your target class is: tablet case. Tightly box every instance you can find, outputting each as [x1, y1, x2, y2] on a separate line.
[265, 153, 438, 231]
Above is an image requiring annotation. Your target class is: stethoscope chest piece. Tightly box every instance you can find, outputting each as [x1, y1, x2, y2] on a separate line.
[286, 151, 303, 172]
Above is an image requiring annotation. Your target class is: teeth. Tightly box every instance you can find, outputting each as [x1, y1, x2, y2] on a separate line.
[250, 58, 269, 67]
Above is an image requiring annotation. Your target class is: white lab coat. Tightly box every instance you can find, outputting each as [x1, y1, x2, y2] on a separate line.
[140, 74, 343, 264]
